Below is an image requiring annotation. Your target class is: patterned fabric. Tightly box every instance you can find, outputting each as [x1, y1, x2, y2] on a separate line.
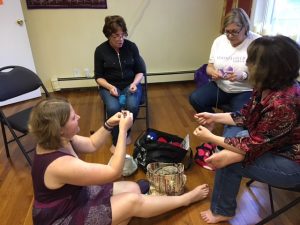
[225, 82, 300, 164]
[32, 150, 113, 225]
[194, 143, 216, 171]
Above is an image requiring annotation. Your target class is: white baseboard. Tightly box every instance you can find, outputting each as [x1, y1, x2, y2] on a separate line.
[51, 71, 195, 91]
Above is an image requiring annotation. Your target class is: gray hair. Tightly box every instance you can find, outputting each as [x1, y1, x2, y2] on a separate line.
[223, 8, 250, 35]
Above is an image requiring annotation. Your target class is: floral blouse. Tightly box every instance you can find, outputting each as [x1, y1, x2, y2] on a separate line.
[225, 82, 300, 164]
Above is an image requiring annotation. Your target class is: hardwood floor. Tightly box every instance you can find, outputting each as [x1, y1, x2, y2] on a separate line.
[0, 82, 299, 225]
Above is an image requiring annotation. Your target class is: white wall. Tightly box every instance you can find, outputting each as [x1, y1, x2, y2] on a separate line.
[21, 0, 224, 91]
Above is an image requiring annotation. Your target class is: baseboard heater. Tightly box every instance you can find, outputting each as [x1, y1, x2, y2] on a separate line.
[51, 70, 195, 91]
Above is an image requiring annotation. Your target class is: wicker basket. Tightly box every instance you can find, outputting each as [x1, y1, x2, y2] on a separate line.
[146, 162, 186, 196]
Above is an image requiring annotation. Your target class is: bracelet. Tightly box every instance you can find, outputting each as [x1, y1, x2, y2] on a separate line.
[103, 122, 113, 132]
[242, 72, 248, 80]
[105, 121, 114, 128]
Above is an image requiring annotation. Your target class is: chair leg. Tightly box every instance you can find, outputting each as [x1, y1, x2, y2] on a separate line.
[6, 124, 32, 166]
[268, 185, 275, 213]
[14, 134, 32, 166]
[256, 197, 300, 225]
[145, 103, 149, 130]
[246, 179, 255, 187]
[247, 180, 300, 225]
[1, 121, 10, 158]
[247, 181, 275, 214]
[103, 103, 107, 123]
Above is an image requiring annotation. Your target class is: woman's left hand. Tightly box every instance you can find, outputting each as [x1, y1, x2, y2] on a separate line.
[226, 72, 241, 82]
[193, 125, 213, 142]
[129, 83, 137, 93]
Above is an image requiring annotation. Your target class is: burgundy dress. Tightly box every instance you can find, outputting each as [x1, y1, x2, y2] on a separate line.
[31, 150, 113, 225]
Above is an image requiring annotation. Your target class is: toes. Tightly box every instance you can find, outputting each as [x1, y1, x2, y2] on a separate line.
[200, 184, 209, 190]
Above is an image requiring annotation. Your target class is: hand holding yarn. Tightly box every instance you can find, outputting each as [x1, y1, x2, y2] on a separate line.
[219, 66, 234, 79]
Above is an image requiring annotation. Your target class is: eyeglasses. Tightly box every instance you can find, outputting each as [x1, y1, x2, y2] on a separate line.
[224, 27, 243, 36]
[111, 33, 126, 40]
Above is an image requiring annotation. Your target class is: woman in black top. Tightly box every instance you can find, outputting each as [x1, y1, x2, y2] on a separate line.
[94, 15, 146, 153]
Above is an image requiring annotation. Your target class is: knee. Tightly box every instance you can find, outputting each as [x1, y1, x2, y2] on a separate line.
[126, 104, 139, 114]
[189, 92, 196, 105]
[189, 91, 204, 112]
[125, 192, 143, 208]
[126, 182, 141, 194]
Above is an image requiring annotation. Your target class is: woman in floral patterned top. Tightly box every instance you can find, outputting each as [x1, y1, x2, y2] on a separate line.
[192, 35, 300, 224]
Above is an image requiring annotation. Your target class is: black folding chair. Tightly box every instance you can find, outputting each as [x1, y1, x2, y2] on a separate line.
[0, 65, 50, 166]
[246, 179, 300, 225]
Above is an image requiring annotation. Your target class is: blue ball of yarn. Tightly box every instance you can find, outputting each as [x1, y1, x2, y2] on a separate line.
[119, 94, 126, 108]
[146, 131, 158, 141]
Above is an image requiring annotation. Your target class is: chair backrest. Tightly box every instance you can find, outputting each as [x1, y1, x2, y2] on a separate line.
[138, 56, 147, 82]
[138, 56, 148, 105]
[0, 66, 49, 102]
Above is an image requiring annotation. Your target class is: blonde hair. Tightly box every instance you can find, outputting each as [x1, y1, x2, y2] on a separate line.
[28, 98, 70, 150]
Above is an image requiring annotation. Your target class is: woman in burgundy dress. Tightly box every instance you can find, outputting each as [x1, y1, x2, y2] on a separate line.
[29, 97, 209, 225]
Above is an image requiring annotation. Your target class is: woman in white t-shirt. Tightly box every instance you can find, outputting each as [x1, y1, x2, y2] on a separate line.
[189, 8, 260, 137]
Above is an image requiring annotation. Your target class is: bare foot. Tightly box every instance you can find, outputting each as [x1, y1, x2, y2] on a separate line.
[184, 184, 209, 206]
[200, 209, 232, 223]
[205, 150, 244, 169]
[110, 145, 116, 154]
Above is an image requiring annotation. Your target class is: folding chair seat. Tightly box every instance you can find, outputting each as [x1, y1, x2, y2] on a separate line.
[0, 65, 50, 166]
[246, 179, 300, 225]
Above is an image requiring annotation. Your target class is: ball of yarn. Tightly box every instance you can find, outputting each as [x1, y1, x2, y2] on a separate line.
[157, 137, 168, 143]
[119, 94, 126, 108]
[146, 131, 158, 141]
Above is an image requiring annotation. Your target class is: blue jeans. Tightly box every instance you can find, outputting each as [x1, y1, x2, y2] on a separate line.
[99, 84, 142, 145]
[211, 151, 300, 217]
[189, 81, 252, 137]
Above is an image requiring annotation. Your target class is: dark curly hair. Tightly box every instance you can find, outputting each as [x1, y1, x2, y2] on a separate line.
[247, 35, 300, 91]
[102, 15, 128, 38]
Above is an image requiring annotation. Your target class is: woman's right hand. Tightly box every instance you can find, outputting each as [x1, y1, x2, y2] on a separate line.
[210, 69, 222, 80]
[106, 112, 123, 127]
[194, 112, 215, 130]
[119, 110, 133, 132]
[109, 86, 119, 97]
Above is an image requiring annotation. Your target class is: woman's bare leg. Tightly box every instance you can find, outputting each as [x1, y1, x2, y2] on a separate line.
[113, 181, 141, 195]
[111, 184, 209, 225]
